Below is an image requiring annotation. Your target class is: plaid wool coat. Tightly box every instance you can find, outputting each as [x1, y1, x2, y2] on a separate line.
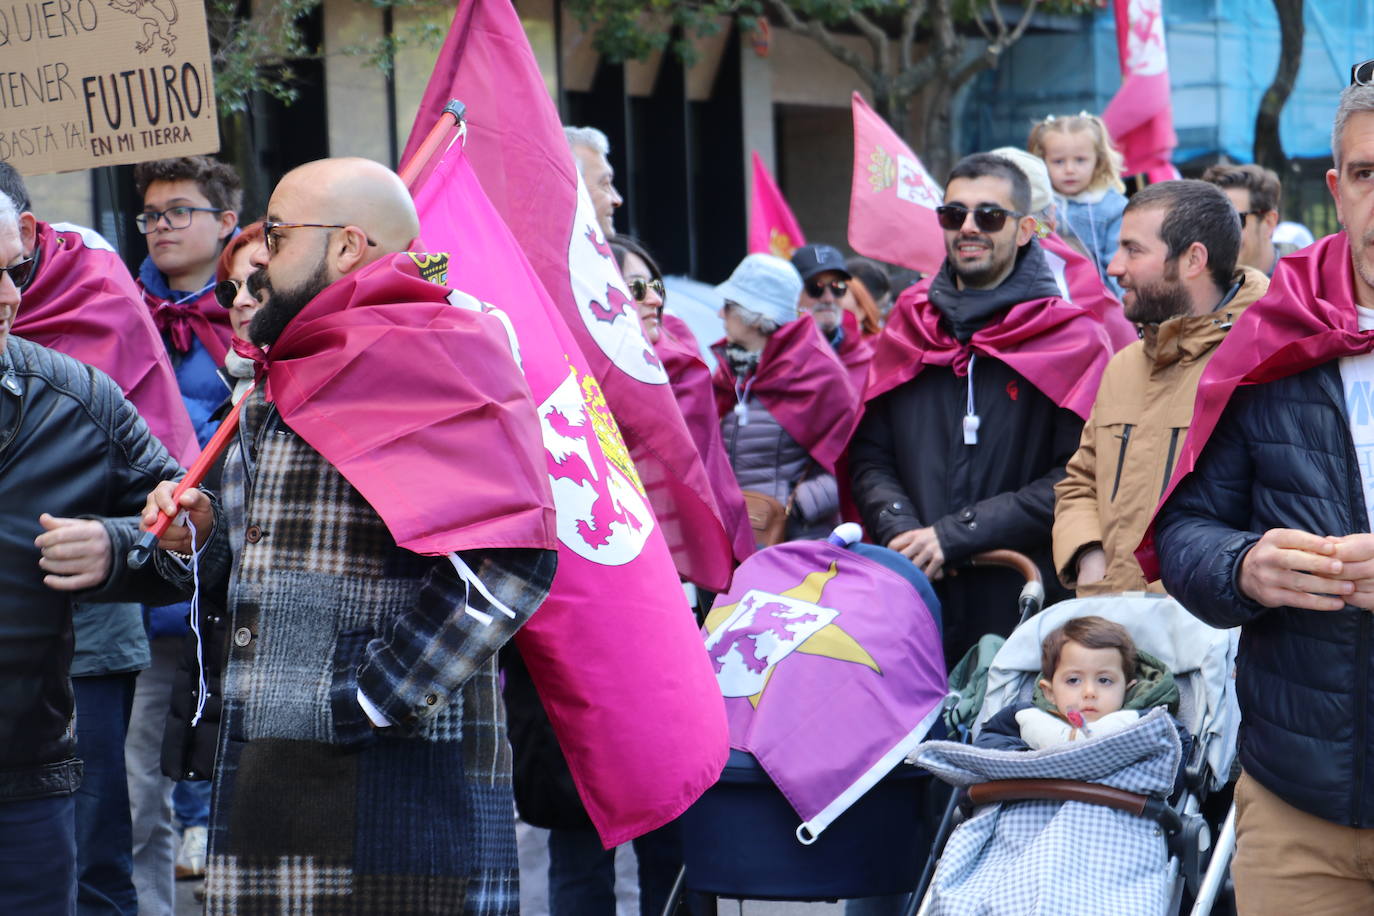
[158, 388, 556, 914]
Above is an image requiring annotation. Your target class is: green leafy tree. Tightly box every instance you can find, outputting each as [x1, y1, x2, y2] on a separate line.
[565, 0, 1095, 177]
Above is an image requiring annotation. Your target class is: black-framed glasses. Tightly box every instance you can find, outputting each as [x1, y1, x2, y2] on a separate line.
[1237, 209, 1269, 229]
[805, 279, 848, 300]
[0, 256, 35, 289]
[1353, 59, 1374, 86]
[626, 276, 664, 302]
[935, 204, 1023, 233]
[134, 206, 224, 234]
[262, 220, 379, 255]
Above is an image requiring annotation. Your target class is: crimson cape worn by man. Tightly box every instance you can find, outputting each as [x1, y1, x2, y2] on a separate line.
[1137, 233, 1371, 577]
[14, 221, 198, 463]
[137, 252, 558, 913]
[849, 240, 1114, 663]
[1143, 232, 1374, 833]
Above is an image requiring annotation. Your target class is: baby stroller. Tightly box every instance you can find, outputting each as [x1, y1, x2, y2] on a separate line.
[658, 529, 1031, 913]
[908, 593, 1241, 916]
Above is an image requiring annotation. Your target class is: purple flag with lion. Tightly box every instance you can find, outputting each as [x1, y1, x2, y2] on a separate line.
[703, 540, 948, 839]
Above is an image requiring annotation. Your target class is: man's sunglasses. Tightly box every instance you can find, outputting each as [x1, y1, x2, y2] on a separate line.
[805, 279, 848, 299]
[627, 276, 665, 303]
[262, 220, 378, 255]
[1353, 59, 1374, 86]
[935, 204, 1024, 233]
[0, 256, 35, 289]
[1237, 209, 1268, 229]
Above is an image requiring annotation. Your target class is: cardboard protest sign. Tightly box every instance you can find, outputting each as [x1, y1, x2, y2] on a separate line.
[0, 1, 219, 175]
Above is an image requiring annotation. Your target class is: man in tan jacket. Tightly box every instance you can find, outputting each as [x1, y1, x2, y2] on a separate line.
[1054, 180, 1270, 594]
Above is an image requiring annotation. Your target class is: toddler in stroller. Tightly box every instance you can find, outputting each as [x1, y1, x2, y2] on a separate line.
[977, 616, 1190, 776]
[910, 595, 1239, 916]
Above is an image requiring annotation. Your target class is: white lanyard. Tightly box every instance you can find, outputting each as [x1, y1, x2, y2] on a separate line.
[963, 353, 980, 446]
[733, 376, 756, 426]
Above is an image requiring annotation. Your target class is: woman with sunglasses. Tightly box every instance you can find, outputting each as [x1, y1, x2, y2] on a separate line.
[157, 222, 268, 887]
[211, 222, 268, 404]
[711, 253, 857, 547]
[611, 236, 754, 572]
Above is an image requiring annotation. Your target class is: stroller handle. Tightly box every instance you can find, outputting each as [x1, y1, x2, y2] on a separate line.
[968, 550, 1045, 622]
[966, 778, 1182, 834]
[967, 550, 1040, 584]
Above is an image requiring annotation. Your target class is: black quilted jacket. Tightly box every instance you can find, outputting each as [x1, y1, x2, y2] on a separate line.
[0, 335, 181, 801]
[1157, 361, 1374, 826]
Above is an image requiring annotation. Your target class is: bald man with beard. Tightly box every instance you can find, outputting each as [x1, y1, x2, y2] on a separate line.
[133, 158, 560, 913]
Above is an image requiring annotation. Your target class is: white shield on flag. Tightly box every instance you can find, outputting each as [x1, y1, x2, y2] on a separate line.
[896, 156, 942, 208]
[705, 589, 840, 698]
[566, 180, 670, 385]
[540, 370, 654, 565]
[1125, 0, 1168, 76]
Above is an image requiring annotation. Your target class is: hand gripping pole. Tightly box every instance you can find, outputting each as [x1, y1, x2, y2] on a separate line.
[127, 385, 255, 570]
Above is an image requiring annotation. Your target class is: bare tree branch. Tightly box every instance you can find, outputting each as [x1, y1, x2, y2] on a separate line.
[849, 7, 891, 77]
[763, 0, 883, 87]
[999, 0, 1044, 50]
[900, 0, 927, 71]
[973, 8, 996, 43]
[987, 0, 1008, 41]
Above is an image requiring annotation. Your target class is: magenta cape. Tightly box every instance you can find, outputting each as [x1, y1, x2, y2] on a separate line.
[14, 222, 198, 464]
[138, 275, 233, 365]
[866, 279, 1114, 420]
[1137, 232, 1361, 578]
[656, 315, 755, 567]
[1040, 231, 1138, 351]
[711, 313, 859, 474]
[261, 253, 556, 555]
[402, 0, 737, 595]
[836, 309, 877, 397]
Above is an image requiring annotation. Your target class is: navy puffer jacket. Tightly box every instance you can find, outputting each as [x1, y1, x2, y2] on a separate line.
[1156, 362, 1374, 826]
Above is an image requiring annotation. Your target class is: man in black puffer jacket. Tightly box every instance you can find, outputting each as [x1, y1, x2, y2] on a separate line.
[0, 196, 183, 914]
[1153, 77, 1374, 912]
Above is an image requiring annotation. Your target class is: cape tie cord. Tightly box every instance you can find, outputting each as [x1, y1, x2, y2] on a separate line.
[185, 518, 208, 728]
[127, 383, 256, 570]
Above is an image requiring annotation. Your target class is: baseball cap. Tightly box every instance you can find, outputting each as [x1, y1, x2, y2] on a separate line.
[791, 244, 850, 283]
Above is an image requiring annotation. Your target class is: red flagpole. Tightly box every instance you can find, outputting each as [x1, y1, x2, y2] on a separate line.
[398, 100, 466, 191]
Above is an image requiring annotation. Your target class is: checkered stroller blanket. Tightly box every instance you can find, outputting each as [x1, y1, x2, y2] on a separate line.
[914, 707, 1182, 916]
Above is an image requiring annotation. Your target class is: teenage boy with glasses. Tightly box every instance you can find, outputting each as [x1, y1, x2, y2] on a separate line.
[128, 155, 240, 913]
[849, 152, 1114, 665]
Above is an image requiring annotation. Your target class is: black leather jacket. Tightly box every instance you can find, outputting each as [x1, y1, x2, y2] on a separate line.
[0, 336, 182, 801]
[1157, 363, 1374, 826]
